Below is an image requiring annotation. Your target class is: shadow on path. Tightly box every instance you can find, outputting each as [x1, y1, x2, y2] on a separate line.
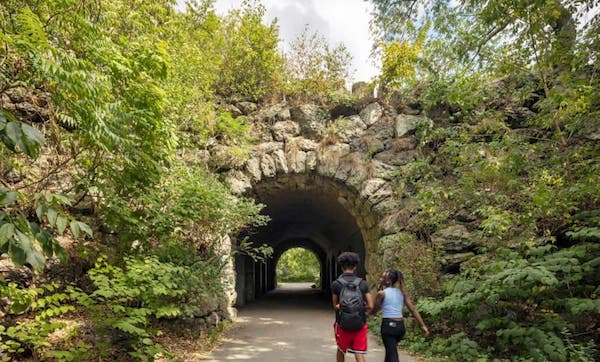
[203, 283, 415, 362]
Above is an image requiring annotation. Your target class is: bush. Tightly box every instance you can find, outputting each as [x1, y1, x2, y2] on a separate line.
[414, 243, 600, 361]
[215, 0, 283, 102]
[283, 26, 353, 104]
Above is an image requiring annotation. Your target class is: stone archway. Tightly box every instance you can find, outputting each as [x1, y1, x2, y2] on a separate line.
[221, 102, 430, 307]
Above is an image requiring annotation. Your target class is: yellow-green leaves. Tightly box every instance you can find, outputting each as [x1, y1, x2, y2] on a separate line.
[284, 26, 353, 103]
[216, 1, 283, 101]
[14, 6, 48, 49]
[379, 28, 426, 88]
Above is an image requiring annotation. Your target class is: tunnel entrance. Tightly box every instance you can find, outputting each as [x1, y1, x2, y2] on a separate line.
[234, 174, 377, 306]
[276, 247, 321, 287]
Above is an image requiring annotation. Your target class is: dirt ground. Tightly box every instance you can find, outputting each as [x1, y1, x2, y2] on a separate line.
[201, 283, 417, 362]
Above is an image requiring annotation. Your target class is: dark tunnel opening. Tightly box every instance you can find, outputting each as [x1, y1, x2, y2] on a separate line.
[234, 175, 367, 306]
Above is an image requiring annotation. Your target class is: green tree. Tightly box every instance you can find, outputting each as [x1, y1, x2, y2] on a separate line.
[276, 247, 320, 284]
[215, 0, 283, 102]
[283, 26, 353, 103]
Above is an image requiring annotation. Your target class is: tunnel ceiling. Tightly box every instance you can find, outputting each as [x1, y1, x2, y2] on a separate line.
[244, 175, 365, 257]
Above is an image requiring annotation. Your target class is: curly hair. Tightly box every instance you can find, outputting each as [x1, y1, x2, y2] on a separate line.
[337, 252, 360, 270]
[385, 269, 404, 285]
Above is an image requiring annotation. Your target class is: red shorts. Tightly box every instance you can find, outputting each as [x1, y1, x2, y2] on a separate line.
[334, 322, 368, 354]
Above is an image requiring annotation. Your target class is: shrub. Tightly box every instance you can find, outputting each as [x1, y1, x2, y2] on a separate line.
[283, 26, 353, 103]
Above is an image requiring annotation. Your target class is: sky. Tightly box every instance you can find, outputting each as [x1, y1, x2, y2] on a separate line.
[194, 0, 380, 83]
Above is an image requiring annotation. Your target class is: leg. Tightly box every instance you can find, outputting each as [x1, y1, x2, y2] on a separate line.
[381, 333, 398, 362]
[337, 348, 345, 362]
[355, 352, 366, 362]
[335, 323, 348, 362]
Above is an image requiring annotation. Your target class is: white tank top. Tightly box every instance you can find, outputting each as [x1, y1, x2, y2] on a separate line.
[382, 287, 404, 318]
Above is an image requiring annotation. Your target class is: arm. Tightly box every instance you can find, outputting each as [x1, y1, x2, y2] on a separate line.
[364, 292, 374, 313]
[400, 283, 429, 335]
[332, 293, 339, 309]
[369, 290, 384, 316]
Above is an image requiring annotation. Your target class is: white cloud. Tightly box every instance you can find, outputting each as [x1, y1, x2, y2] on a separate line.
[209, 0, 379, 84]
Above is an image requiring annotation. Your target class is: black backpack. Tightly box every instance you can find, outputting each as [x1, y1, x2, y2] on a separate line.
[336, 276, 366, 331]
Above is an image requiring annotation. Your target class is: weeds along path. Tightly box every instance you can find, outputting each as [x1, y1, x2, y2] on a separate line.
[203, 283, 417, 361]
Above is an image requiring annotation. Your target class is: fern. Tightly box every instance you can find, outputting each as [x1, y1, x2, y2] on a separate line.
[15, 7, 48, 49]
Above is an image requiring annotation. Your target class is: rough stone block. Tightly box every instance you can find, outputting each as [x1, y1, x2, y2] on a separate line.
[286, 149, 307, 173]
[245, 157, 262, 182]
[258, 141, 284, 154]
[224, 170, 252, 194]
[359, 102, 383, 126]
[290, 104, 329, 139]
[272, 149, 289, 174]
[260, 154, 276, 178]
[431, 225, 478, 252]
[306, 151, 317, 170]
[237, 101, 257, 115]
[395, 114, 433, 138]
[272, 120, 300, 141]
[335, 115, 367, 143]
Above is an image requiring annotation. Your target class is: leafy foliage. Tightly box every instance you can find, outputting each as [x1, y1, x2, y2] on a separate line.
[379, 26, 427, 89]
[0, 1, 275, 360]
[284, 27, 354, 103]
[276, 247, 320, 284]
[84, 256, 191, 360]
[0, 281, 79, 361]
[370, 0, 599, 359]
[215, 0, 283, 102]
[412, 243, 599, 361]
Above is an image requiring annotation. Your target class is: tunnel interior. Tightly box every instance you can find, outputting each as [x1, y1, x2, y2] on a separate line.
[235, 175, 367, 306]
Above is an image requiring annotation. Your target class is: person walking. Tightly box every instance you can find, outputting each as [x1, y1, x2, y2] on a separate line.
[332, 252, 373, 362]
[372, 270, 429, 362]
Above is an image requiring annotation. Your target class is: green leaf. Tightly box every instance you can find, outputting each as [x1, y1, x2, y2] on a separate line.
[0, 223, 15, 245]
[142, 338, 154, 345]
[16, 230, 45, 271]
[9, 242, 27, 266]
[54, 242, 68, 263]
[20, 123, 45, 158]
[56, 215, 67, 235]
[36, 204, 45, 221]
[4, 121, 21, 149]
[77, 221, 93, 237]
[0, 189, 18, 206]
[36, 229, 53, 256]
[6, 122, 29, 156]
[47, 208, 58, 227]
[69, 220, 80, 238]
[0, 112, 6, 131]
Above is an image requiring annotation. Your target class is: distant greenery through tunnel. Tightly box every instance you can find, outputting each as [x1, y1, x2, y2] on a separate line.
[276, 248, 320, 285]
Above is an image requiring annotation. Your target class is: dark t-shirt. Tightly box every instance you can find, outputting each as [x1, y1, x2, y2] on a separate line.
[331, 272, 369, 296]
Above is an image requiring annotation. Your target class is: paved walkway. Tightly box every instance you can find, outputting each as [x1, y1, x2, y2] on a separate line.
[203, 283, 416, 361]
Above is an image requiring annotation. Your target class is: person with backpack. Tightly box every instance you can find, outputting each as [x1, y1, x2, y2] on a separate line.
[332, 252, 373, 362]
[371, 269, 429, 362]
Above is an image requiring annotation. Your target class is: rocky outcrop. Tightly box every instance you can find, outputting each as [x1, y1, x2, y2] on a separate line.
[395, 114, 432, 137]
[431, 225, 480, 272]
[1, 87, 52, 124]
[290, 104, 329, 139]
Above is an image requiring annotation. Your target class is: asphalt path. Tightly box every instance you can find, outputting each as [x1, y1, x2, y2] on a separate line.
[203, 283, 416, 362]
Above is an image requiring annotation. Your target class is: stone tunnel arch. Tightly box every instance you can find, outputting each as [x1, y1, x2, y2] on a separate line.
[222, 102, 424, 308]
[234, 173, 384, 306]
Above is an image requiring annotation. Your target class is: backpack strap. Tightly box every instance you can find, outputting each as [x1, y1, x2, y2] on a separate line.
[337, 276, 362, 288]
